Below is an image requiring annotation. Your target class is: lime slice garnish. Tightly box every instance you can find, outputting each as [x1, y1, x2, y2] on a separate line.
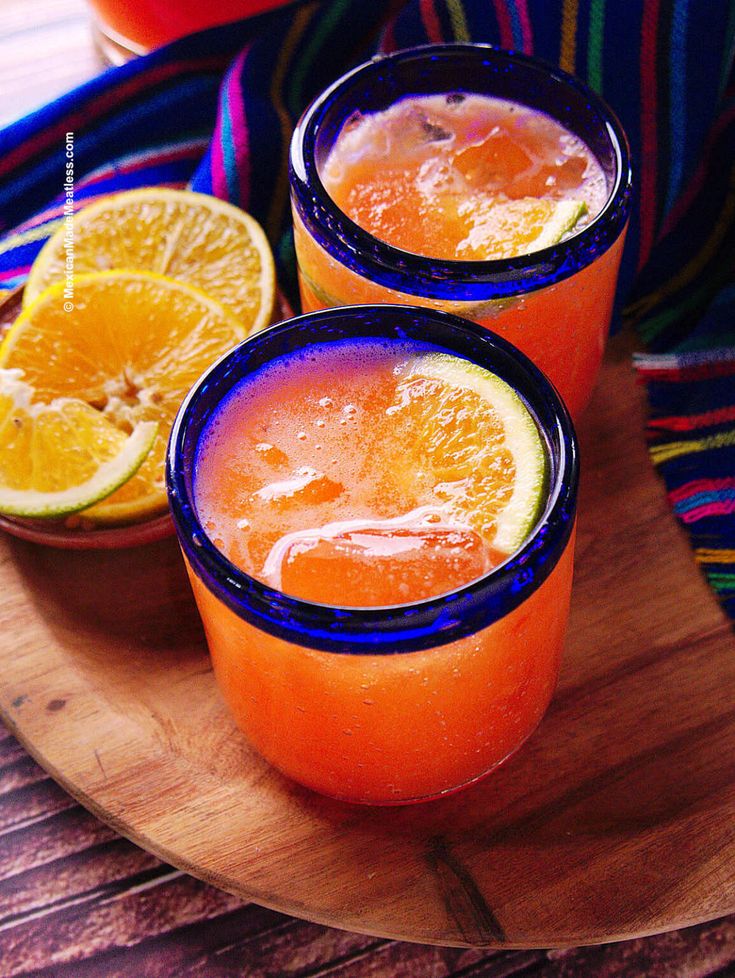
[456, 197, 588, 260]
[530, 199, 588, 252]
[403, 353, 547, 554]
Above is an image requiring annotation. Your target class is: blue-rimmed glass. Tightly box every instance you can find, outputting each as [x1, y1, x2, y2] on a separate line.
[289, 43, 632, 420]
[166, 304, 578, 803]
[290, 42, 631, 301]
[167, 304, 577, 655]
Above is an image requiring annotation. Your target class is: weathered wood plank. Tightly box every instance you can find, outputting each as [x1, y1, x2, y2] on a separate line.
[0, 756, 52, 796]
[176, 922, 380, 978]
[0, 736, 28, 769]
[0, 873, 245, 976]
[25, 919, 378, 978]
[304, 944, 539, 978]
[0, 0, 101, 128]
[0, 778, 76, 834]
[0, 806, 117, 881]
[543, 916, 735, 978]
[0, 838, 161, 923]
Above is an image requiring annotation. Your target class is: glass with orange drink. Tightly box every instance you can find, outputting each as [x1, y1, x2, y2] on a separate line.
[290, 44, 632, 418]
[167, 304, 578, 804]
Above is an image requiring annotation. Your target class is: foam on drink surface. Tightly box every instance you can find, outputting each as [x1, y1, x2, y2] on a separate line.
[321, 93, 609, 260]
[194, 339, 507, 607]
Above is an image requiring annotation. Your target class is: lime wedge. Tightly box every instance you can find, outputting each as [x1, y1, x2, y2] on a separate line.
[457, 197, 588, 260]
[403, 353, 547, 554]
[531, 199, 588, 252]
[0, 370, 158, 519]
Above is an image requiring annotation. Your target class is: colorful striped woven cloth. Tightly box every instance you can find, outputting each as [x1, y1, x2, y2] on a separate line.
[0, 0, 733, 617]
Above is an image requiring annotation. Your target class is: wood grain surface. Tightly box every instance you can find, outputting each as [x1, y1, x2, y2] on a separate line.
[1, 331, 734, 954]
[2, 718, 735, 977]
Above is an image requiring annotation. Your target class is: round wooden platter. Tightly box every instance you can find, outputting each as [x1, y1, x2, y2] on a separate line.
[0, 331, 733, 950]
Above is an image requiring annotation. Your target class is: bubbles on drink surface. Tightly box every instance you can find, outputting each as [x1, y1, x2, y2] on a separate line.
[193, 338, 530, 605]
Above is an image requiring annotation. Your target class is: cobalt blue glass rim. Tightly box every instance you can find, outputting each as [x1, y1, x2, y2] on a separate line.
[166, 304, 579, 655]
[289, 42, 633, 303]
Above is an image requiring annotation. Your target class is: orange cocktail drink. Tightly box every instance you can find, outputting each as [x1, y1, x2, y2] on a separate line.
[88, 0, 291, 58]
[290, 44, 632, 419]
[167, 305, 578, 804]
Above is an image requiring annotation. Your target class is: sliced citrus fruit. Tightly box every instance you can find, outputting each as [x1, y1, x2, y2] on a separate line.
[24, 188, 276, 334]
[456, 197, 587, 260]
[1, 271, 247, 524]
[0, 369, 157, 519]
[395, 352, 547, 554]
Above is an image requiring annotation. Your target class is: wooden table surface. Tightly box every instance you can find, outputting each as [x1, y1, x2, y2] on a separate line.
[1, 2, 735, 975]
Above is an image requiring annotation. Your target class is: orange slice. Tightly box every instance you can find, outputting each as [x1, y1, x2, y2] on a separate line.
[455, 197, 587, 260]
[394, 353, 547, 553]
[0, 271, 247, 524]
[24, 188, 276, 334]
[0, 369, 157, 519]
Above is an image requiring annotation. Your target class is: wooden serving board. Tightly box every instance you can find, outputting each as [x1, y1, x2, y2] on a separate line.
[0, 331, 733, 950]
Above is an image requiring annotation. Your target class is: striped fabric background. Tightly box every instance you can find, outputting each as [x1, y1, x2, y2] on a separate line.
[0, 0, 733, 615]
[382, 1, 735, 616]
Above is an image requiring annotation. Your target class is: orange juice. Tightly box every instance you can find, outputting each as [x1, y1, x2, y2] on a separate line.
[193, 338, 519, 599]
[168, 305, 578, 804]
[321, 94, 607, 261]
[290, 45, 632, 419]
